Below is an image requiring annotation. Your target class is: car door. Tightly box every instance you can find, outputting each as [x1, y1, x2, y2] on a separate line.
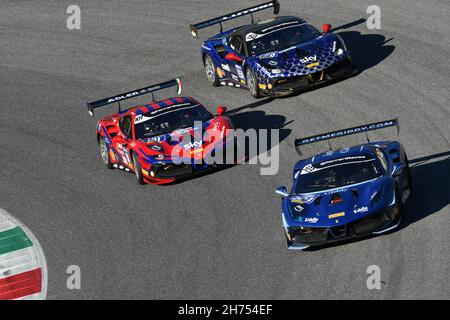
[223, 34, 246, 84]
[114, 115, 133, 167]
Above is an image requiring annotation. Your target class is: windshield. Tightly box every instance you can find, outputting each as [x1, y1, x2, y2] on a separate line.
[134, 105, 212, 139]
[247, 24, 319, 56]
[294, 159, 383, 194]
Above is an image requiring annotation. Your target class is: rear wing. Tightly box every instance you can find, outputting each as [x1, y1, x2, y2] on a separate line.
[294, 118, 400, 156]
[189, 0, 280, 38]
[86, 78, 182, 117]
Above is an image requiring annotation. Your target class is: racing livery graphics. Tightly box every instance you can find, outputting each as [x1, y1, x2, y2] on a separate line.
[87, 79, 236, 185]
[275, 119, 412, 250]
[190, 0, 354, 98]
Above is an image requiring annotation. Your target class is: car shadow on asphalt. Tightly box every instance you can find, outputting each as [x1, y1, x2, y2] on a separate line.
[304, 151, 450, 251]
[276, 28, 395, 100]
[400, 151, 450, 229]
[338, 31, 395, 73]
[162, 104, 293, 186]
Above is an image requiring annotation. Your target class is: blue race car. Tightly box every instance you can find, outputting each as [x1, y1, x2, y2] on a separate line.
[275, 119, 412, 250]
[190, 0, 354, 98]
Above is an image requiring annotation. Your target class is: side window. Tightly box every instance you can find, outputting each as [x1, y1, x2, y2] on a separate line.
[229, 35, 243, 55]
[119, 116, 132, 139]
[374, 148, 388, 172]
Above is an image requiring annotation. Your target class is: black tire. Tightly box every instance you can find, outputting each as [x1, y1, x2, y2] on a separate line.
[204, 55, 220, 87]
[98, 136, 114, 169]
[132, 152, 145, 185]
[245, 67, 262, 98]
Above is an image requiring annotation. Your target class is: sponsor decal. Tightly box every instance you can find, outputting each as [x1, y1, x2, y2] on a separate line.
[183, 140, 203, 149]
[332, 41, 336, 53]
[300, 194, 318, 204]
[221, 3, 274, 22]
[300, 164, 316, 175]
[216, 67, 224, 78]
[221, 64, 231, 72]
[231, 74, 239, 81]
[190, 148, 204, 155]
[293, 204, 304, 212]
[328, 212, 345, 219]
[279, 46, 296, 53]
[354, 206, 369, 214]
[246, 32, 259, 41]
[290, 197, 304, 204]
[268, 60, 278, 66]
[307, 61, 319, 68]
[298, 121, 397, 145]
[106, 85, 162, 104]
[150, 144, 162, 152]
[260, 20, 301, 33]
[323, 188, 348, 195]
[259, 52, 278, 59]
[258, 83, 267, 89]
[235, 65, 245, 79]
[305, 217, 319, 223]
[300, 55, 317, 64]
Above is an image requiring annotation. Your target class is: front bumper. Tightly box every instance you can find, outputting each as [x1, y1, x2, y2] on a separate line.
[264, 58, 354, 97]
[286, 205, 401, 250]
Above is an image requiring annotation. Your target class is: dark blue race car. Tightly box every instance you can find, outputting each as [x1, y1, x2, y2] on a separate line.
[190, 0, 355, 98]
[275, 119, 412, 250]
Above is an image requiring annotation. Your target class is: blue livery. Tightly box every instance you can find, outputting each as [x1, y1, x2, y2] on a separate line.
[190, 1, 354, 98]
[275, 119, 412, 250]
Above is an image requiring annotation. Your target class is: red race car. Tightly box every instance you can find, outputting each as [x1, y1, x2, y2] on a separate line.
[87, 78, 236, 185]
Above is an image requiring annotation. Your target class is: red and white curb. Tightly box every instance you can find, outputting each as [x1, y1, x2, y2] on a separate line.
[0, 208, 47, 300]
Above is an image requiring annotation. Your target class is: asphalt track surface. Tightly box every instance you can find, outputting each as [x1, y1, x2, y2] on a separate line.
[0, 0, 449, 299]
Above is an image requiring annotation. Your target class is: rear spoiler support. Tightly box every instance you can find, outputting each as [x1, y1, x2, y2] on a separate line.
[294, 118, 400, 156]
[86, 78, 182, 118]
[190, 0, 280, 38]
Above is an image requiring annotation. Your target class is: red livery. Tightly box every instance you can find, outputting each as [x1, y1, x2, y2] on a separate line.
[87, 79, 235, 185]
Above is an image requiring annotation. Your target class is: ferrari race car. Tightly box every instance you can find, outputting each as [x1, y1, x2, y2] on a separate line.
[190, 0, 354, 98]
[87, 78, 235, 185]
[275, 119, 412, 250]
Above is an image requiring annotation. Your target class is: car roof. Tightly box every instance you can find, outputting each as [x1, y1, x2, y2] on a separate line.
[232, 16, 307, 38]
[131, 97, 201, 116]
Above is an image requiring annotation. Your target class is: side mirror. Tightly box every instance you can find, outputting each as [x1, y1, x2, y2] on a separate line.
[391, 162, 406, 176]
[275, 186, 289, 198]
[225, 52, 243, 62]
[322, 23, 332, 33]
[216, 106, 227, 116]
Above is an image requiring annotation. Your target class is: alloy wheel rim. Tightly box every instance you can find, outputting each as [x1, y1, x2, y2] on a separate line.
[205, 58, 215, 82]
[247, 70, 256, 95]
[100, 140, 108, 164]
